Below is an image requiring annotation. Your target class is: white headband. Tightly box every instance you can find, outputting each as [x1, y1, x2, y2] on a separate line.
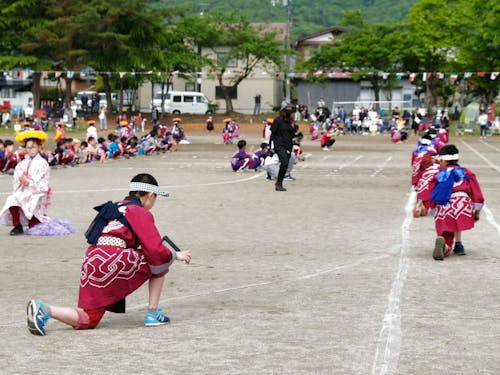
[420, 138, 432, 145]
[439, 154, 459, 161]
[129, 182, 169, 197]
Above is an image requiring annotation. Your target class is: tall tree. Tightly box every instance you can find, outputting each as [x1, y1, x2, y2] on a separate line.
[299, 20, 404, 110]
[403, 0, 465, 113]
[148, 5, 204, 117]
[454, 0, 500, 104]
[78, 0, 166, 114]
[0, 0, 88, 109]
[180, 12, 286, 114]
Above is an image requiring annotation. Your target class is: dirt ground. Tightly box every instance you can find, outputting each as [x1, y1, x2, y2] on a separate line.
[1, 129, 500, 374]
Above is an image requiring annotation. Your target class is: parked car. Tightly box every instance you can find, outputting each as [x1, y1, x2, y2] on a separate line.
[151, 90, 211, 114]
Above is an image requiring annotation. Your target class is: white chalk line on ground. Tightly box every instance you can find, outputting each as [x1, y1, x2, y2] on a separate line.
[0, 173, 264, 196]
[4, 253, 391, 329]
[461, 140, 500, 174]
[483, 206, 500, 238]
[329, 154, 363, 175]
[371, 156, 393, 177]
[460, 140, 500, 235]
[479, 139, 500, 152]
[128, 253, 391, 310]
[371, 189, 416, 375]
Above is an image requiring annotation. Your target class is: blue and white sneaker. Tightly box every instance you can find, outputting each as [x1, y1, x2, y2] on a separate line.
[144, 308, 170, 327]
[26, 300, 50, 336]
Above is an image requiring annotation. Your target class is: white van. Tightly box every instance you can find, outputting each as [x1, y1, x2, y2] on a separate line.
[151, 91, 210, 114]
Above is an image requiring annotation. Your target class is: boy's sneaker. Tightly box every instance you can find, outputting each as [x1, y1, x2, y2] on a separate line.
[453, 242, 466, 256]
[144, 309, 170, 327]
[10, 225, 24, 236]
[433, 237, 445, 261]
[26, 300, 50, 336]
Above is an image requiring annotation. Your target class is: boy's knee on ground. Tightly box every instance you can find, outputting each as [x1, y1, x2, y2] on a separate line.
[74, 308, 106, 330]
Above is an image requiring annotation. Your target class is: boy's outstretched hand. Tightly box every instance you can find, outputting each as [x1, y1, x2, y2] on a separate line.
[176, 251, 192, 264]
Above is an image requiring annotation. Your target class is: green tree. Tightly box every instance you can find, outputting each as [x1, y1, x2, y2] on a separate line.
[0, 0, 88, 109]
[454, 0, 500, 105]
[78, 0, 168, 114]
[149, 6, 205, 117]
[180, 12, 286, 114]
[402, 0, 465, 113]
[300, 20, 404, 110]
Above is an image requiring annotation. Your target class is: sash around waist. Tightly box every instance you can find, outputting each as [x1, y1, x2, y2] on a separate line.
[451, 191, 469, 198]
[96, 236, 127, 248]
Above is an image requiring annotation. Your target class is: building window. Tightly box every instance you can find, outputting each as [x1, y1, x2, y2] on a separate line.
[216, 52, 237, 68]
[216, 86, 237, 100]
[185, 82, 195, 91]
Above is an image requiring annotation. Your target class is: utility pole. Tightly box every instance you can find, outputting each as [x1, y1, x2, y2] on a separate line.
[272, 0, 292, 103]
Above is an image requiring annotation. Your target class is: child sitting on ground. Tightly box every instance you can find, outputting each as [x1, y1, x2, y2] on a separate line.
[249, 142, 271, 170]
[231, 139, 252, 172]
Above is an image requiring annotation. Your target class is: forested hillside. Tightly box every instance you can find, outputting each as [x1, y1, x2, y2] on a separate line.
[154, 0, 419, 39]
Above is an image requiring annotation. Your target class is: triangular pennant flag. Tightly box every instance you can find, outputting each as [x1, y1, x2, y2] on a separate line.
[409, 73, 416, 82]
[119, 72, 126, 78]
[477, 72, 486, 77]
[422, 72, 427, 82]
[490, 72, 499, 80]
[436, 72, 444, 79]
[396, 73, 403, 81]
[66, 71, 74, 79]
[450, 73, 458, 81]
[464, 72, 473, 78]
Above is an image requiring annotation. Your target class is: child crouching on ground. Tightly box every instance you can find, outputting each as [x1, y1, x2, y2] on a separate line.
[26, 173, 192, 335]
[413, 153, 440, 217]
[429, 144, 484, 260]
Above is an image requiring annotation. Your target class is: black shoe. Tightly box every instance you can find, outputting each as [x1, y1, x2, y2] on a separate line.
[275, 185, 287, 191]
[453, 242, 466, 256]
[10, 225, 24, 236]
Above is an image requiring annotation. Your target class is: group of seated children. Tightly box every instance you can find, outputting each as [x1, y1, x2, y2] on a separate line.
[1, 117, 189, 170]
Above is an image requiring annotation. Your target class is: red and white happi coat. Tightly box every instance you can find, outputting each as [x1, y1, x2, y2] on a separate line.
[78, 201, 175, 311]
[416, 163, 440, 204]
[0, 153, 51, 226]
[411, 146, 436, 186]
[429, 166, 484, 236]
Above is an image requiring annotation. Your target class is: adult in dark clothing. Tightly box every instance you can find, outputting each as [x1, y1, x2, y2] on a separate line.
[270, 105, 295, 191]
